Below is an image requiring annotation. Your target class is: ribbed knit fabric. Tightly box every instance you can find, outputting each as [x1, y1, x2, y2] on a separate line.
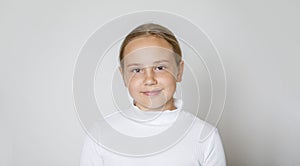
[80, 99, 226, 166]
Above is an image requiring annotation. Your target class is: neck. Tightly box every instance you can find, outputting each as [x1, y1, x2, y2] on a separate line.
[134, 98, 177, 111]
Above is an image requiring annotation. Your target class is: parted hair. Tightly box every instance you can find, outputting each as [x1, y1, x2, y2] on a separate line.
[119, 23, 182, 67]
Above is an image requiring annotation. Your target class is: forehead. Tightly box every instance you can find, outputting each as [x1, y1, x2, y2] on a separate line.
[123, 46, 176, 67]
[123, 36, 173, 56]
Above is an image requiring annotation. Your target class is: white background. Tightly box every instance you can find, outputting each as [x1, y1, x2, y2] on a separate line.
[1, 0, 300, 165]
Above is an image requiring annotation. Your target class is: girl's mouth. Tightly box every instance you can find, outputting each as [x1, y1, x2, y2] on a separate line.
[142, 90, 162, 96]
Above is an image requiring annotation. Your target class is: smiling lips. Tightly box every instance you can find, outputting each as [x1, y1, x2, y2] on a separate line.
[142, 90, 162, 96]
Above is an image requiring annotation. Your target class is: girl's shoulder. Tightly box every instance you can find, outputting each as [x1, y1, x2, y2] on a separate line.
[180, 110, 218, 142]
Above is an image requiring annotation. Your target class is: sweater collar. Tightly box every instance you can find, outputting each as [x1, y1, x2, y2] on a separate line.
[120, 98, 183, 125]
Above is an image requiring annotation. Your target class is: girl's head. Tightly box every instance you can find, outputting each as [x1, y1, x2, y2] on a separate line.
[119, 23, 184, 111]
[119, 23, 182, 68]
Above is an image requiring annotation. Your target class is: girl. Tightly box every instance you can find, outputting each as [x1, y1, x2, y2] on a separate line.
[80, 23, 226, 166]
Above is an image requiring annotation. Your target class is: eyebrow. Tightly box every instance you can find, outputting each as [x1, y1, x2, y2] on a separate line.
[126, 60, 171, 68]
[126, 63, 142, 68]
[153, 60, 170, 64]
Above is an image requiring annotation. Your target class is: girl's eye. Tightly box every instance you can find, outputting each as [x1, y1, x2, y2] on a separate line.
[155, 66, 166, 71]
[132, 68, 142, 73]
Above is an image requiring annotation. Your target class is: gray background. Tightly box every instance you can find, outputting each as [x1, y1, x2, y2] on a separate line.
[1, 0, 300, 165]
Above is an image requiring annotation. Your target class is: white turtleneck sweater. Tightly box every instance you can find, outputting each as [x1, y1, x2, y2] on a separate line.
[80, 99, 226, 166]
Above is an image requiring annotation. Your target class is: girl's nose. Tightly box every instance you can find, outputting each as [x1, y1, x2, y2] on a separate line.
[143, 68, 157, 86]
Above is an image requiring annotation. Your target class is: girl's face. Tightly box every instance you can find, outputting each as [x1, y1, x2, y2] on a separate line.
[120, 36, 184, 111]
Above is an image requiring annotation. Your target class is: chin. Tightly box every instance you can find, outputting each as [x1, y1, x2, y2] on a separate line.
[135, 101, 162, 110]
[145, 102, 168, 110]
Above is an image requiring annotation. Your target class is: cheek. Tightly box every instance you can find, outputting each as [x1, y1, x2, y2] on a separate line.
[158, 74, 177, 89]
[124, 73, 138, 85]
[159, 72, 177, 82]
[127, 76, 141, 91]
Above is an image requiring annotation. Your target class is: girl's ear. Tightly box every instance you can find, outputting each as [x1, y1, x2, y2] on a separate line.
[176, 60, 184, 82]
[119, 66, 127, 87]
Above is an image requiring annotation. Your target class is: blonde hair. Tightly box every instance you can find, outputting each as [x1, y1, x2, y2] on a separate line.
[119, 23, 182, 67]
